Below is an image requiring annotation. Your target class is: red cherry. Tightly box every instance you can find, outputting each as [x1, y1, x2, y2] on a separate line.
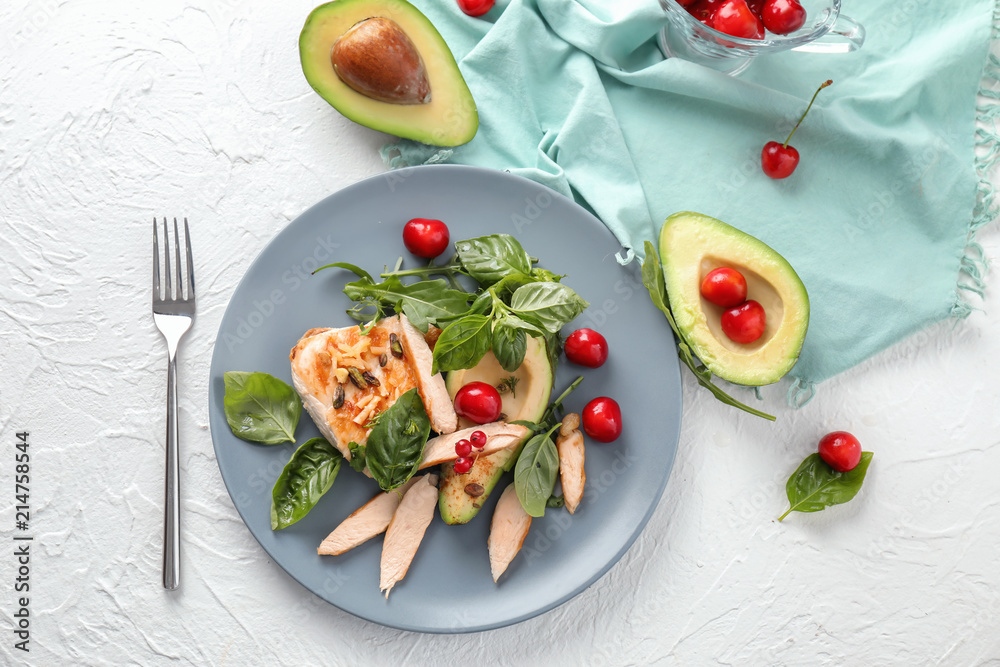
[469, 430, 488, 450]
[454, 457, 473, 474]
[712, 0, 764, 39]
[685, 0, 723, 22]
[761, 141, 800, 179]
[564, 328, 609, 368]
[457, 0, 494, 17]
[453, 381, 502, 424]
[818, 431, 862, 473]
[746, 0, 765, 19]
[581, 397, 623, 443]
[761, 80, 831, 179]
[761, 0, 806, 34]
[402, 218, 449, 258]
[454, 439, 472, 458]
[677, 0, 698, 6]
[700, 268, 748, 308]
[721, 300, 766, 344]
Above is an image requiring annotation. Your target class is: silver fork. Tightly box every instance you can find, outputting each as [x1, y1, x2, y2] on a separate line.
[152, 217, 195, 591]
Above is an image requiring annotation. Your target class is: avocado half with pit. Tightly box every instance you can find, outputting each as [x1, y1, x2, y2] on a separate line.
[659, 211, 809, 386]
[438, 336, 552, 525]
[299, 0, 478, 146]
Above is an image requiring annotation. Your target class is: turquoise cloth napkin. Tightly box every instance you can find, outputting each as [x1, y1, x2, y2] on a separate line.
[384, 0, 997, 400]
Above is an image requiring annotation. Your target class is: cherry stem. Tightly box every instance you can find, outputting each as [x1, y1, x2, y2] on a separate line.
[783, 80, 832, 148]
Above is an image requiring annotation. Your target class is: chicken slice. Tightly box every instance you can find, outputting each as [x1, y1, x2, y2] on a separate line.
[488, 483, 532, 582]
[557, 413, 585, 514]
[418, 422, 529, 469]
[379, 473, 439, 598]
[317, 477, 420, 556]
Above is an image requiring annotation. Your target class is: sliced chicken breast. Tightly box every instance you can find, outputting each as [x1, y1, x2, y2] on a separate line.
[557, 413, 585, 514]
[379, 473, 439, 598]
[419, 422, 529, 469]
[488, 483, 532, 582]
[289, 314, 458, 460]
[317, 477, 420, 556]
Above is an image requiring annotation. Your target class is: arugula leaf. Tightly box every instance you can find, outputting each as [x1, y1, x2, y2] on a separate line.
[315, 261, 374, 282]
[223, 371, 301, 444]
[455, 235, 532, 286]
[432, 314, 492, 373]
[342, 275, 470, 333]
[364, 388, 432, 492]
[491, 324, 527, 372]
[514, 423, 562, 517]
[640, 241, 776, 422]
[509, 282, 589, 334]
[270, 437, 342, 530]
[779, 452, 873, 521]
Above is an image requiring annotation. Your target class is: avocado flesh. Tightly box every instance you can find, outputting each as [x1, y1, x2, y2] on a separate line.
[439, 336, 552, 525]
[299, 0, 478, 147]
[659, 211, 809, 386]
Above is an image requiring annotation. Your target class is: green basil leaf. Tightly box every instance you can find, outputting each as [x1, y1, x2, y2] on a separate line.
[779, 452, 874, 521]
[491, 324, 527, 372]
[493, 272, 538, 297]
[514, 423, 562, 517]
[531, 267, 564, 282]
[347, 441, 367, 472]
[546, 494, 565, 508]
[365, 388, 432, 492]
[455, 234, 532, 286]
[223, 371, 301, 444]
[314, 261, 374, 283]
[432, 314, 492, 373]
[270, 437, 342, 530]
[509, 282, 589, 334]
[343, 275, 470, 332]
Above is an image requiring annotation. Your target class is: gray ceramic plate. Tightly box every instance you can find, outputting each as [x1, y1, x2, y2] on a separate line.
[208, 165, 682, 633]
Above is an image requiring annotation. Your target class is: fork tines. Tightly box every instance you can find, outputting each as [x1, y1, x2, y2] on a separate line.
[152, 217, 195, 303]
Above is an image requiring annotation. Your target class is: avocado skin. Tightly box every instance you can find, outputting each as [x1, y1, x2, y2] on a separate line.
[299, 0, 478, 147]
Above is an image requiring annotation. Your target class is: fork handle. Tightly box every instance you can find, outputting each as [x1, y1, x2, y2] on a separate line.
[163, 350, 180, 590]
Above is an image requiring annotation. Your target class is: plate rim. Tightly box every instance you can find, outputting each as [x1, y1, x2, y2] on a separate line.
[207, 164, 683, 633]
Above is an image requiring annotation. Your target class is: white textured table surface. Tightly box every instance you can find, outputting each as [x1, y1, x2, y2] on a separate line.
[2, 1, 999, 665]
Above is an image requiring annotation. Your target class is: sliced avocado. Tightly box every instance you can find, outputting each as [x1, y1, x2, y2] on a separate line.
[438, 336, 552, 525]
[299, 0, 478, 146]
[659, 211, 809, 386]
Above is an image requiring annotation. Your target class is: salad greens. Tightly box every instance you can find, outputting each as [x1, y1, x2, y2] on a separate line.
[779, 452, 873, 521]
[352, 388, 432, 492]
[640, 242, 776, 422]
[223, 371, 302, 444]
[271, 437, 342, 530]
[320, 234, 588, 376]
[514, 423, 562, 518]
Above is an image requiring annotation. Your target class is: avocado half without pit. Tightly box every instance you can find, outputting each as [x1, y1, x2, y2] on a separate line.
[299, 0, 479, 146]
[658, 211, 809, 386]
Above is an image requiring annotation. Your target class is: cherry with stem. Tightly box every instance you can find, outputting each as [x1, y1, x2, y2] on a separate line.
[761, 79, 832, 179]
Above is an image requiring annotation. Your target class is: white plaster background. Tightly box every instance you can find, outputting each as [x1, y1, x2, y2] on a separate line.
[1, 0, 999, 665]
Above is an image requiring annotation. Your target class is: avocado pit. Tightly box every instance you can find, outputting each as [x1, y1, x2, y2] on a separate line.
[332, 17, 431, 105]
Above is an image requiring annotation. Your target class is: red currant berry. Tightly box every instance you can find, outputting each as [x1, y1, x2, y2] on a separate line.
[721, 300, 766, 344]
[469, 430, 488, 450]
[581, 397, 623, 443]
[454, 457, 473, 474]
[457, 0, 494, 17]
[712, 0, 764, 39]
[761, 141, 800, 179]
[454, 439, 472, 458]
[402, 218, 449, 258]
[564, 328, 609, 368]
[700, 268, 748, 308]
[761, 0, 806, 35]
[818, 431, 862, 473]
[453, 382, 503, 424]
